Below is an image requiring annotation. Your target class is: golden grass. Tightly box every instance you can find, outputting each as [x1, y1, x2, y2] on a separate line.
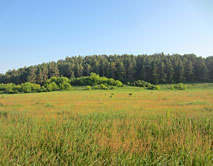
[0, 88, 212, 165]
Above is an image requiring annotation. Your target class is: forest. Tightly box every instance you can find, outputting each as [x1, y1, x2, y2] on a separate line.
[0, 53, 213, 85]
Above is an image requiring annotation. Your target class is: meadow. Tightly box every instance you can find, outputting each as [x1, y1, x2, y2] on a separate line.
[0, 84, 212, 165]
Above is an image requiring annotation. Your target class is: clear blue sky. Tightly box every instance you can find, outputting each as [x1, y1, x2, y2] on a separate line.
[0, 0, 213, 74]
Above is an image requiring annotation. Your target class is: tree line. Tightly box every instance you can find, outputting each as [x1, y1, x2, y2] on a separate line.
[0, 53, 213, 84]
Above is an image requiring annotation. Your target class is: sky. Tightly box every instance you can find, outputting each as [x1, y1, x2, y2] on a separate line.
[0, 0, 213, 74]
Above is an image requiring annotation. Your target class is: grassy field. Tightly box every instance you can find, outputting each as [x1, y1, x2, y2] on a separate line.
[0, 84, 212, 165]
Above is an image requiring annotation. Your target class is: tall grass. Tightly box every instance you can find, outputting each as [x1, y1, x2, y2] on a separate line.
[0, 86, 212, 165]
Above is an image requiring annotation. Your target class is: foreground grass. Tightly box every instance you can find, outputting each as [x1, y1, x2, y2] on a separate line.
[0, 85, 212, 165]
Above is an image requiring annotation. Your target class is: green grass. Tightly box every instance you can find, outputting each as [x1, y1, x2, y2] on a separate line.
[160, 83, 213, 90]
[0, 84, 212, 165]
[178, 101, 210, 106]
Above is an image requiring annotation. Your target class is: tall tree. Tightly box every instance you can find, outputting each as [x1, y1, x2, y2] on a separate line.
[159, 62, 167, 83]
[206, 56, 213, 81]
[27, 66, 37, 83]
[184, 61, 194, 82]
[165, 58, 174, 83]
[115, 61, 125, 82]
[48, 62, 59, 78]
[151, 62, 159, 84]
[194, 58, 208, 82]
[174, 59, 185, 83]
[36, 64, 48, 84]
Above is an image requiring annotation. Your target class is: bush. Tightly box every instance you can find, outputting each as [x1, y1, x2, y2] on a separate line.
[45, 82, 59, 92]
[70, 73, 123, 87]
[40, 86, 47, 92]
[115, 80, 123, 87]
[170, 85, 175, 90]
[44, 77, 72, 91]
[59, 82, 72, 90]
[0, 83, 42, 94]
[86, 86, 92, 90]
[147, 85, 160, 90]
[109, 86, 115, 90]
[130, 80, 160, 90]
[21, 82, 41, 93]
[93, 85, 99, 89]
[0, 83, 19, 94]
[156, 85, 160, 90]
[100, 84, 108, 90]
[0, 76, 72, 94]
[107, 78, 116, 86]
[154, 85, 161, 90]
[174, 83, 187, 90]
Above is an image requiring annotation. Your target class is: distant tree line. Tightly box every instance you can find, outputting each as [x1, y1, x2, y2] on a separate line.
[0, 54, 213, 84]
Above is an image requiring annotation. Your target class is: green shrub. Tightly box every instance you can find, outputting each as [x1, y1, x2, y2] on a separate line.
[93, 85, 99, 89]
[174, 83, 187, 90]
[146, 83, 152, 89]
[100, 84, 108, 90]
[44, 77, 72, 91]
[130, 80, 160, 90]
[21, 82, 41, 93]
[170, 85, 175, 90]
[41, 86, 47, 92]
[59, 82, 72, 90]
[45, 82, 59, 92]
[86, 86, 92, 90]
[0, 83, 19, 94]
[21, 83, 32, 93]
[71, 73, 123, 87]
[0, 76, 73, 94]
[154, 85, 160, 90]
[115, 80, 123, 87]
[106, 78, 114, 85]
